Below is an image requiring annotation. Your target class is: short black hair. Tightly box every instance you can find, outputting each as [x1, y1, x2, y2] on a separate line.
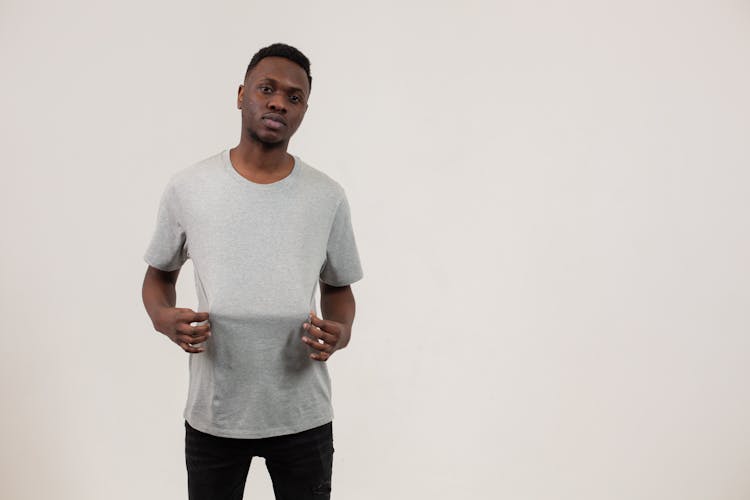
[244, 43, 312, 92]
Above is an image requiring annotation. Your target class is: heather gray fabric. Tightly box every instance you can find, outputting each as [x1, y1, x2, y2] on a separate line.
[143, 149, 363, 438]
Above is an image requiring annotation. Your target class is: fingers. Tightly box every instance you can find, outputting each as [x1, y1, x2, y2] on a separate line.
[177, 340, 205, 353]
[308, 311, 339, 335]
[173, 328, 209, 353]
[302, 333, 329, 352]
[308, 310, 322, 325]
[178, 322, 211, 341]
[302, 314, 339, 362]
[177, 309, 210, 324]
[302, 321, 336, 345]
[177, 331, 210, 344]
[176, 311, 211, 353]
[191, 311, 210, 322]
[310, 351, 331, 362]
[182, 322, 211, 335]
[175, 325, 210, 352]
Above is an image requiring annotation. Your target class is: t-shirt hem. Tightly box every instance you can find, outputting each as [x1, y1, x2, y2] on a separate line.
[184, 412, 334, 439]
[143, 254, 183, 272]
[319, 273, 364, 287]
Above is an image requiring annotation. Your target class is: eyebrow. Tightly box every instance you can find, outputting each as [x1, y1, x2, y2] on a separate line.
[258, 77, 307, 96]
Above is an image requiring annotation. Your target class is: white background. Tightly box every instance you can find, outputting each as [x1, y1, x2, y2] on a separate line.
[1, 1, 749, 499]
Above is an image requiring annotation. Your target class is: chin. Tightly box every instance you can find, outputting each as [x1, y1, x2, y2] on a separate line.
[248, 128, 286, 146]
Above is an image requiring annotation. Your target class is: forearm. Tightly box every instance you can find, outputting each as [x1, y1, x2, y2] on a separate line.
[142, 266, 179, 330]
[319, 282, 356, 348]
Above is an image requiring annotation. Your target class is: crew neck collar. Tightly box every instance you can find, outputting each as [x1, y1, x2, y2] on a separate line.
[221, 149, 300, 191]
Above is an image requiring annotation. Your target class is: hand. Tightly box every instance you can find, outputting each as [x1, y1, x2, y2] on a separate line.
[302, 310, 346, 362]
[155, 308, 212, 354]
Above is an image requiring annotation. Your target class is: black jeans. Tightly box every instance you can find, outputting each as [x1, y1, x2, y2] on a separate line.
[185, 420, 334, 500]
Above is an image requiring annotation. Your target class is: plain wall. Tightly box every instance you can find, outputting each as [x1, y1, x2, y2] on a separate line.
[1, 0, 749, 499]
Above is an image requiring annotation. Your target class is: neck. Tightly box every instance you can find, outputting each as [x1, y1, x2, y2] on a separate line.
[231, 134, 292, 173]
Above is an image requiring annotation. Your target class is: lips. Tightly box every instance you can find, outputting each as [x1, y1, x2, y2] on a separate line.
[262, 114, 287, 127]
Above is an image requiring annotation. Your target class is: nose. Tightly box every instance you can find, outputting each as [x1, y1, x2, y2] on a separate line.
[267, 91, 286, 112]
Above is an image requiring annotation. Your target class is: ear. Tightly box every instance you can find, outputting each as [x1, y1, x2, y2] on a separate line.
[236, 84, 244, 110]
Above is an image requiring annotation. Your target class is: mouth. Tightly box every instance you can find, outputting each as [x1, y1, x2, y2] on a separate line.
[262, 114, 287, 130]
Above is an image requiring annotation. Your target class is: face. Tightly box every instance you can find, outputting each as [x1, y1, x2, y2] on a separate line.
[237, 56, 310, 146]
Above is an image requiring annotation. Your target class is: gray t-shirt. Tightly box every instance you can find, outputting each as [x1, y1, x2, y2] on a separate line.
[143, 149, 363, 438]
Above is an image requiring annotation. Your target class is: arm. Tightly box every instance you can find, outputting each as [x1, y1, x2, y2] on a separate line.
[142, 265, 180, 322]
[302, 281, 357, 361]
[142, 265, 211, 353]
[320, 282, 356, 349]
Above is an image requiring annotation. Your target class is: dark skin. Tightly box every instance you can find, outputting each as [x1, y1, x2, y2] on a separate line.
[142, 56, 357, 361]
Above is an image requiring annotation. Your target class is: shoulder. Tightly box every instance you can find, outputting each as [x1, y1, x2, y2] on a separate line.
[295, 156, 347, 201]
[167, 151, 225, 191]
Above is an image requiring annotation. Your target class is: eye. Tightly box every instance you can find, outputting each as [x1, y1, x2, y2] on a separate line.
[290, 95, 302, 103]
[259, 85, 273, 93]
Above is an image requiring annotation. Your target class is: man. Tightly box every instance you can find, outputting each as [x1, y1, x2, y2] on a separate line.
[141, 42, 363, 500]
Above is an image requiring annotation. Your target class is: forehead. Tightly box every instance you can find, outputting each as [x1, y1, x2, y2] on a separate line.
[247, 56, 309, 93]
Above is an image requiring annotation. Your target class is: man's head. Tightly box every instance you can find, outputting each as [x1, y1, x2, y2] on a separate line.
[237, 43, 312, 147]
[244, 43, 312, 92]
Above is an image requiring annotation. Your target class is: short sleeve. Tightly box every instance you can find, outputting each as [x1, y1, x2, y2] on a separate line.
[143, 180, 189, 271]
[319, 194, 363, 286]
